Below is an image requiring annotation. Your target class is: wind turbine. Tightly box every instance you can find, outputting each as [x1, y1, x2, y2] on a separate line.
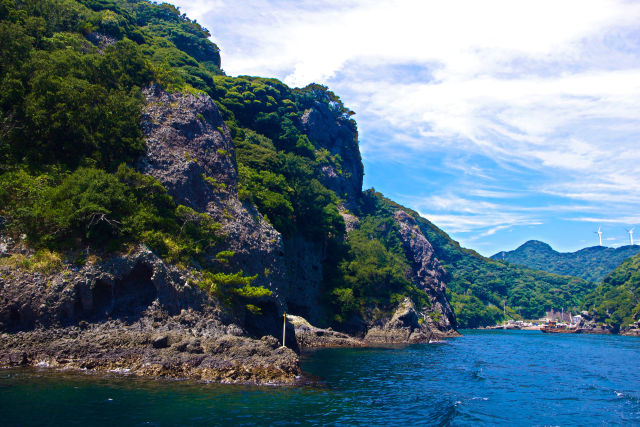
[594, 226, 603, 246]
[626, 227, 635, 246]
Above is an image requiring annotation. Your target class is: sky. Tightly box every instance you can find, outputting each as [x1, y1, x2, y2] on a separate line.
[169, 0, 640, 256]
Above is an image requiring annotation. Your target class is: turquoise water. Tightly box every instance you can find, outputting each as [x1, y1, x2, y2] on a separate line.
[1, 330, 639, 426]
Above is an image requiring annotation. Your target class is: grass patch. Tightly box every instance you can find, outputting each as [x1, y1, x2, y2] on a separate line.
[0, 250, 64, 274]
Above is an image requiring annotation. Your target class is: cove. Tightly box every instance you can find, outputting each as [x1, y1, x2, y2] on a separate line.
[1, 330, 639, 425]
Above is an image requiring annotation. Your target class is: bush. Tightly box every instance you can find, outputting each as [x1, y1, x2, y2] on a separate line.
[197, 270, 271, 313]
[0, 249, 63, 274]
[0, 166, 222, 263]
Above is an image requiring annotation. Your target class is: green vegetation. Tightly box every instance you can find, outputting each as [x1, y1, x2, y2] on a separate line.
[329, 215, 430, 323]
[319, 190, 439, 326]
[582, 252, 640, 329]
[0, 249, 63, 274]
[0, 165, 224, 264]
[0, 0, 355, 318]
[0, 0, 258, 311]
[0, 0, 599, 329]
[491, 240, 640, 283]
[197, 270, 272, 314]
[361, 192, 593, 328]
[215, 78, 352, 241]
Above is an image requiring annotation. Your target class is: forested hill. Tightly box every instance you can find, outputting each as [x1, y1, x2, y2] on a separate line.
[375, 198, 594, 327]
[491, 240, 640, 283]
[0, 0, 594, 338]
[582, 252, 640, 329]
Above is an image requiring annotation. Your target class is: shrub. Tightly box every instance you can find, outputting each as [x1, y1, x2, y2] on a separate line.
[0, 249, 63, 274]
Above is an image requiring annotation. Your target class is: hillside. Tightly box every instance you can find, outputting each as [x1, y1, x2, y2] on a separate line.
[0, 0, 458, 381]
[371, 198, 593, 327]
[491, 240, 640, 283]
[581, 252, 640, 330]
[0, 0, 603, 381]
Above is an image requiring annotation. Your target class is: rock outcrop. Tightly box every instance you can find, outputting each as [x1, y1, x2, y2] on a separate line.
[573, 311, 616, 334]
[0, 247, 299, 384]
[0, 86, 461, 384]
[622, 320, 640, 336]
[365, 298, 435, 343]
[393, 210, 458, 334]
[287, 315, 363, 349]
[301, 102, 363, 210]
[361, 211, 459, 343]
[0, 247, 198, 331]
[139, 86, 290, 319]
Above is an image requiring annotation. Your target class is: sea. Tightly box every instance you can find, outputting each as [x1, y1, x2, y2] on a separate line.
[1, 330, 639, 426]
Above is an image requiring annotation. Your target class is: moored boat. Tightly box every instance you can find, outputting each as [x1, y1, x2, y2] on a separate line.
[540, 321, 581, 334]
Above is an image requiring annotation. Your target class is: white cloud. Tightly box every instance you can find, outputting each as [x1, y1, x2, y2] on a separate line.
[169, 0, 640, 245]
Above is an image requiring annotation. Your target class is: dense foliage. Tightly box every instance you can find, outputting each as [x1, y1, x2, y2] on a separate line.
[327, 214, 431, 325]
[0, 165, 224, 263]
[581, 252, 640, 329]
[213, 77, 352, 241]
[0, 0, 602, 329]
[364, 192, 594, 327]
[0, 0, 266, 312]
[0, 0, 222, 171]
[491, 240, 640, 283]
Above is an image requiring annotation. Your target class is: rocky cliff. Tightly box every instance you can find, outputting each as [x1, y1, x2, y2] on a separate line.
[362, 211, 458, 343]
[0, 84, 458, 382]
[0, 0, 463, 385]
[301, 102, 363, 210]
[138, 86, 290, 326]
[393, 210, 457, 333]
[0, 244, 299, 383]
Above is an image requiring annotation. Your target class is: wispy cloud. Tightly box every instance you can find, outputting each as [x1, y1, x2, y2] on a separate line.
[169, 0, 640, 252]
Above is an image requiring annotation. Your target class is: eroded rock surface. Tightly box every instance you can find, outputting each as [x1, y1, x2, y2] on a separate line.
[0, 87, 461, 384]
[393, 211, 457, 334]
[287, 315, 363, 349]
[300, 102, 363, 210]
[0, 246, 300, 384]
[139, 86, 290, 314]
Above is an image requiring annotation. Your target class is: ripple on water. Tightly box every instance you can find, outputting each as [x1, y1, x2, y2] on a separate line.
[1, 330, 639, 425]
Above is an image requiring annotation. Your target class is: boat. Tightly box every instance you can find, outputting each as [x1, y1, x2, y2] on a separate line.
[540, 321, 581, 334]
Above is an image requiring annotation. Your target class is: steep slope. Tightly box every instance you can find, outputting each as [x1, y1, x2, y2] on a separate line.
[370, 195, 593, 327]
[581, 252, 640, 331]
[0, 0, 459, 381]
[492, 240, 640, 283]
[0, 0, 606, 385]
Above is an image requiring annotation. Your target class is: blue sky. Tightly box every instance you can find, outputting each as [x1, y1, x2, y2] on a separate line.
[169, 0, 640, 256]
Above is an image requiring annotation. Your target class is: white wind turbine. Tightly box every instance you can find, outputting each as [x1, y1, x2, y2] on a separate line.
[626, 227, 635, 246]
[594, 226, 603, 246]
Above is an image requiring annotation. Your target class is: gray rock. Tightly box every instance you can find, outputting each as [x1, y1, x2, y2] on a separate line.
[393, 210, 458, 335]
[287, 314, 363, 350]
[152, 335, 169, 349]
[300, 102, 363, 210]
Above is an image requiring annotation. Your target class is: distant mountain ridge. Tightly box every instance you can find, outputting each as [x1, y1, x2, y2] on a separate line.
[491, 240, 640, 283]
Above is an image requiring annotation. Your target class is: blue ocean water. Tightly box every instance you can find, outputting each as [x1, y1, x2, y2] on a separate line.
[1, 330, 639, 426]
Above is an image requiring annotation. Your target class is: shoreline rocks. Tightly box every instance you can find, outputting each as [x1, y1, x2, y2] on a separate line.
[0, 307, 301, 385]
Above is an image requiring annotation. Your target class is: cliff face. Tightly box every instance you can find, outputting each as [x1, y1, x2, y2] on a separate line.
[0, 246, 300, 383]
[0, 0, 463, 385]
[0, 83, 459, 382]
[137, 86, 341, 328]
[301, 102, 363, 210]
[0, 86, 304, 383]
[136, 86, 457, 339]
[138, 86, 290, 319]
[393, 210, 457, 333]
[362, 211, 458, 342]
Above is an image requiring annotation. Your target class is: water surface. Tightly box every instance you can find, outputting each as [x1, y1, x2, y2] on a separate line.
[1, 330, 638, 425]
